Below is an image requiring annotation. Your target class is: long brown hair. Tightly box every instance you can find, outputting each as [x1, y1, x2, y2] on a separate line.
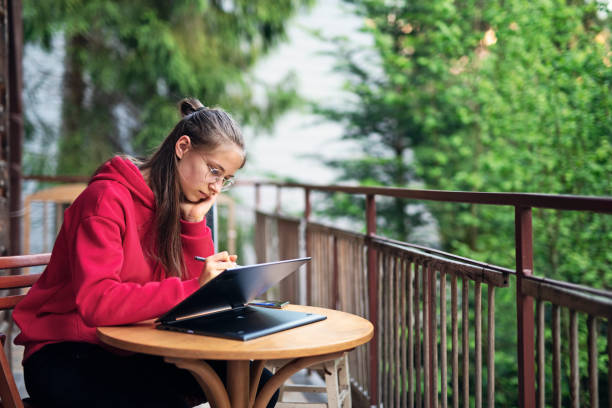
[140, 97, 245, 278]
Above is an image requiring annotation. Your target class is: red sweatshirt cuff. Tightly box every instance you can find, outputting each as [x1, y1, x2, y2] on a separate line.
[180, 218, 210, 237]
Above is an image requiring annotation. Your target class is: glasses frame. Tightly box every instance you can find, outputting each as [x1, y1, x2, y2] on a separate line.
[198, 154, 235, 192]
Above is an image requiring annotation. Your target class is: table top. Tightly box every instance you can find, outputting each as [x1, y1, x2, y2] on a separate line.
[97, 305, 373, 360]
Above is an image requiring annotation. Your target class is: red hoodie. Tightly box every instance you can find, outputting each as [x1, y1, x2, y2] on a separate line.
[14, 157, 215, 361]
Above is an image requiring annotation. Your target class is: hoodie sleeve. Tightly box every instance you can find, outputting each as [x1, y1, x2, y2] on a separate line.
[72, 215, 201, 327]
[180, 219, 215, 280]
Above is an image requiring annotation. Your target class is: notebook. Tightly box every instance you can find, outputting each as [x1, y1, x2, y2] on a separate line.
[155, 257, 326, 340]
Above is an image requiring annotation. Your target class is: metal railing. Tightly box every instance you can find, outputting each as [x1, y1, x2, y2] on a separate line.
[248, 181, 611, 408]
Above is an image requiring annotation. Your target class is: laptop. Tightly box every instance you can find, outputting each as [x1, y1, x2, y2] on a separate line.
[155, 257, 326, 340]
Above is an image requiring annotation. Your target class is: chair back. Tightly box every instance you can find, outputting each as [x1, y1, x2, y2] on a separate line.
[0, 253, 50, 408]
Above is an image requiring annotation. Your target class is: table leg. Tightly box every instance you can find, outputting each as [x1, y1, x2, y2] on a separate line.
[165, 357, 230, 408]
[227, 360, 250, 408]
[252, 351, 344, 408]
[249, 360, 266, 407]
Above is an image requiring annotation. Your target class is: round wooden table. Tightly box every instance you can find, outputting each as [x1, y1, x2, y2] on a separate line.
[97, 304, 373, 408]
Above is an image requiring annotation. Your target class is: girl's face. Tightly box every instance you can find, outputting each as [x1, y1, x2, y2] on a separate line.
[175, 135, 244, 203]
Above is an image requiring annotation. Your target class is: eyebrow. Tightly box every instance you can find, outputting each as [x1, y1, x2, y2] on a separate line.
[207, 160, 225, 173]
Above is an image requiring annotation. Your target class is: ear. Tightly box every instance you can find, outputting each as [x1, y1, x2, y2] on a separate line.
[175, 135, 192, 160]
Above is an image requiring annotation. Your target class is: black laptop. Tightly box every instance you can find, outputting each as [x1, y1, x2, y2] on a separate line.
[156, 257, 326, 340]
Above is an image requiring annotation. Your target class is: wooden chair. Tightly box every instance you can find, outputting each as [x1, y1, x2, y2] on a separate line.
[268, 352, 351, 408]
[0, 253, 50, 408]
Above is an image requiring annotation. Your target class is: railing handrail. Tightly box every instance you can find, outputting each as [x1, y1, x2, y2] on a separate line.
[242, 180, 612, 213]
[23, 175, 612, 213]
[23, 174, 90, 183]
[524, 274, 612, 300]
[370, 234, 516, 276]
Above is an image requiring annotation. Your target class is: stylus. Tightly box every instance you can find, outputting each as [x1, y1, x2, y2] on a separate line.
[194, 256, 207, 262]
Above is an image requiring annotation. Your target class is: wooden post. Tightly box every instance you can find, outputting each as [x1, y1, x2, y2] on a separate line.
[8, 0, 23, 257]
[515, 206, 536, 408]
[366, 194, 378, 406]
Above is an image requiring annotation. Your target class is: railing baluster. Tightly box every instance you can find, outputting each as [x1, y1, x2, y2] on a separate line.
[608, 322, 611, 408]
[332, 234, 339, 309]
[408, 261, 414, 408]
[431, 267, 438, 408]
[570, 309, 579, 408]
[386, 253, 394, 406]
[441, 271, 448, 408]
[375, 249, 382, 406]
[401, 258, 408, 408]
[475, 282, 482, 408]
[587, 316, 598, 408]
[358, 239, 366, 389]
[552, 305, 561, 408]
[395, 256, 402, 407]
[42, 202, 48, 252]
[415, 263, 422, 408]
[487, 286, 495, 408]
[424, 264, 431, 408]
[462, 278, 469, 408]
[461, 278, 470, 407]
[381, 252, 388, 406]
[390, 253, 396, 407]
[363, 240, 368, 395]
[452, 274, 459, 408]
[355, 239, 365, 389]
[537, 300, 545, 408]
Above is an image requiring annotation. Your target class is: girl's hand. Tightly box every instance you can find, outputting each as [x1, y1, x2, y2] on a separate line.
[198, 251, 238, 286]
[180, 193, 218, 223]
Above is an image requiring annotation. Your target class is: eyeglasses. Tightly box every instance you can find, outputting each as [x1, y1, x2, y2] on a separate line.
[199, 155, 235, 191]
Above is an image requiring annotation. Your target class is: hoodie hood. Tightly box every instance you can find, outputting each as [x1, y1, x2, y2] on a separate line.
[90, 156, 155, 210]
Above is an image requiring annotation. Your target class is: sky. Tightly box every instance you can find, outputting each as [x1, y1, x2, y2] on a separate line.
[236, 0, 370, 215]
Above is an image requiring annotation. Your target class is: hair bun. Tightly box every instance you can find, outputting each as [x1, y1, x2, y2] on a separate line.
[179, 97, 205, 117]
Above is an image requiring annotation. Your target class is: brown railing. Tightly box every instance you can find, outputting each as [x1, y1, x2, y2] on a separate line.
[18, 176, 612, 407]
[248, 181, 611, 408]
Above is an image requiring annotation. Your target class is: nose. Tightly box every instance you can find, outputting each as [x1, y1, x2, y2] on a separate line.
[208, 180, 222, 194]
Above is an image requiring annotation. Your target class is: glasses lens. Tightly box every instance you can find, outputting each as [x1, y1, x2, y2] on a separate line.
[220, 178, 235, 191]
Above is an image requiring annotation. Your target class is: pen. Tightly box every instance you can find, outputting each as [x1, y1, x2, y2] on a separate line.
[251, 301, 276, 306]
[194, 256, 207, 262]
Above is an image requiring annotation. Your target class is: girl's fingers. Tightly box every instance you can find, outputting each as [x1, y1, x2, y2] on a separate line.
[211, 261, 237, 271]
[208, 251, 229, 262]
[199, 257, 238, 286]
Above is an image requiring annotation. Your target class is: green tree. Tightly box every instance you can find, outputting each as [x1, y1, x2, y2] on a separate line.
[24, 0, 311, 175]
[320, 0, 611, 280]
[318, 0, 611, 404]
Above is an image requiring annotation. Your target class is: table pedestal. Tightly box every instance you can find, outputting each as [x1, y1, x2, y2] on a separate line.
[167, 351, 344, 408]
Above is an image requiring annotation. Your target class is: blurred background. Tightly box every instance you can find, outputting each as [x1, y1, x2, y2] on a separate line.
[17, 0, 612, 405]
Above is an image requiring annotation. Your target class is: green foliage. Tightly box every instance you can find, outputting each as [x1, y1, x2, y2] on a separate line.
[317, 0, 611, 404]
[320, 0, 611, 275]
[24, 0, 311, 175]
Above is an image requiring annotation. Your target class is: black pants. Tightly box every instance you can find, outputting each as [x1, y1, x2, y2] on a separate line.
[24, 342, 278, 408]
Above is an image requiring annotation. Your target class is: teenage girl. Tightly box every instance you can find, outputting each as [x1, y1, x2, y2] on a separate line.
[13, 98, 278, 407]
